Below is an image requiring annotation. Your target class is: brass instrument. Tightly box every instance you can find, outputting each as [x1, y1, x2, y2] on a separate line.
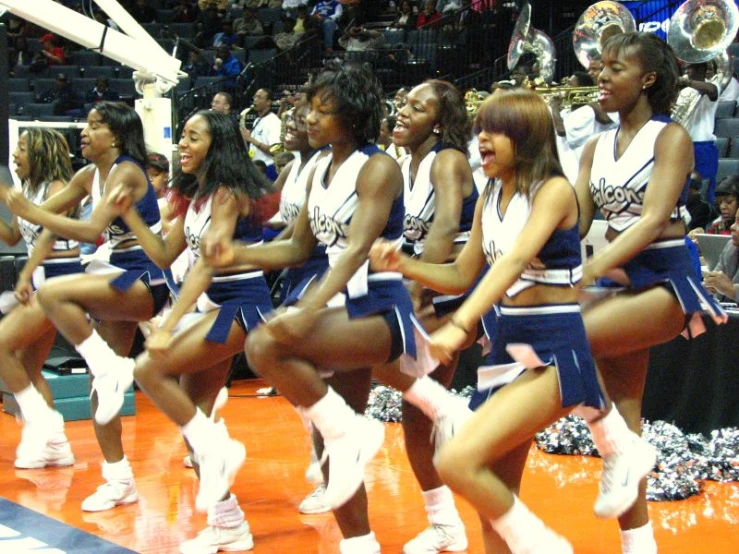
[534, 85, 600, 108]
[669, 0, 738, 125]
[239, 106, 255, 133]
[464, 88, 488, 117]
[506, 2, 557, 84]
[572, 1, 636, 69]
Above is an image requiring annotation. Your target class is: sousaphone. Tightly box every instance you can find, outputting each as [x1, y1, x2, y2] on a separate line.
[572, 1, 636, 69]
[667, 0, 739, 63]
[507, 2, 556, 83]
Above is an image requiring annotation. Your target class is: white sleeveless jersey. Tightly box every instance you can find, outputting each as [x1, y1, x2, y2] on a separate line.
[589, 119, 682, 232]
[184, 195, 213, 263]
[279, 150, 322, 225]
[401, 149, 436, 256]
[17, 181, 79, 256]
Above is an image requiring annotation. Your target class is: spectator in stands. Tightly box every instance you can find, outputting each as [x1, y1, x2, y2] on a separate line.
[128, 0, 159, 23]
[282, 0, 310, 17]
[416, 0, 442, 29]
[39, 74, 84, 117]
[310, 0, 343, 51]
[242, 88, 282, 180]
[195, 3, 223, 48]
[293, 4, 313, 35]
[145, 152, 170, 198]
[86, 76, 121, 104]
[692, 175, 739, 236]
[210, 91, 233, 115]
[31, 33, 65, 73]
[183, 49, 211, 79]
[213, 17, 240, 47]
[271, 16, 303, 50]
[703, 208, 739, 303]
[389, 0, 417, 30]
[685, 170, 718, 232]
[338, 25, 385, 52]
[9, 36, 31, 75]
[436, 0, 461, 14]
[233, 6, 265, 40]
[209, 45, 243, 81]
[676, 62, 720, 202]
[173, 0, 200, 23]
[587, 54, 604, 84]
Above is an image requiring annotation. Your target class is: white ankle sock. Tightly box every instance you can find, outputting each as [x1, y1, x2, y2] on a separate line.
[102, 456, 133, 482]
[402, 376, 457, 422]
[490, 495, 549, 553]
[587, 405, 635, 458]
[339, 531, 378, 554]
[423, 486, 462, 527]
[181, 409, 215, 454]
[207, 493, 244, 529]
[75, 330, 117, 377]
[621, 522, 657, 554]
[304, 387, 356, 442]
[15, 384, 53, 423]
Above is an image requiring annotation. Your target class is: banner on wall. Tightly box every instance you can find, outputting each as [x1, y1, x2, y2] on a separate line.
[621, 0, 676, 38]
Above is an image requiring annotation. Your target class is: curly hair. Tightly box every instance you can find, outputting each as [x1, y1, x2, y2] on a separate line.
[19, 128, 73, 196]
[602, 32, 680, 116]
[422, 79, 471, 155]
[474, 88, 563, 198]
[306, 61, 385, 145]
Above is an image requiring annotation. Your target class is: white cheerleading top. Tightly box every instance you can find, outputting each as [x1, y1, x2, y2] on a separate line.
[589, 118, 684, 232]
[17, 181, 79, 256]
[401, 149, 437, 256]
[279, 150, 322, 225]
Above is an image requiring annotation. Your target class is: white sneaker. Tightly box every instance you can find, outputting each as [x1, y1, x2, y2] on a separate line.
[92, 358, 135, 425]
[15, 412, 74, 469]
[433, 400, 472, 454]
[299, 484, 331, 514]
[81, 479, 138, 512]
[403, 523, 468, 554]
[323, 416, 384, 510]
[196, 438, 246, 513]
[179, 521, 254, 553]
[594, 437, 657, 519]
[305, 458, 324, 484]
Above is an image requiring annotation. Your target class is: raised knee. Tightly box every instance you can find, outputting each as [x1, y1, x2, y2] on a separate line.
[34, 282, 59, 312]
[435, 443, 474, 492]
[245, 326, 278, 377]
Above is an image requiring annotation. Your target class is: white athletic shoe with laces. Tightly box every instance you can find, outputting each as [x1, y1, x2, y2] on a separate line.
[179, 521, 254, 554]
[403, 523, 468, 554]
[15, 411, 74, 469]
[594, 437, 657, 519]
[81, 479, 138, 512]
[323, 416, 385, 510]
[298, 484, 331, 514]
[92, 358, 135, 425]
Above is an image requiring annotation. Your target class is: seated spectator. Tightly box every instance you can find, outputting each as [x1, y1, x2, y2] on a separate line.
[416, 0, 441, 29]
[271, 17, 303, 50]
[282, 0, 309, 16]
[696, 175, 739, 236]
[686, 171, 719, 232]
[209, 45, 243, 83]
[274, 151, 295, 176]
[338, 25, 385, 52]
[703, 209, 739, 303]
[436, 0, 461, 14]
[31, 33, 65, 73]
[128, 0, 159, 23]
[183, 49, 212, 78]
[213, 18, 240, 47]
[173, 0, 200, 23]
[389, 0, 417, 30]
[455, 0, 483, 28]
[145, 152, 170, 199]
[194, 4, 223, 48]
[39, 73, 83, 116]
[86, 76, 121, 104]
[310, 0, 343, 50]
[233, 6, 264, 39]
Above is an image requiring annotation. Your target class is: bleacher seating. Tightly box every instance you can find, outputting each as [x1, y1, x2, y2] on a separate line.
[716, 137, 729, 158]
[9, 78, 30, 93]
[24, 103, 58, 118]
[714, 117, 739, 139]
[716, 100, 736, 119]
[717, 158, 739, 183]
[729, 140, 739, 160]
[248, 49, 277, 65]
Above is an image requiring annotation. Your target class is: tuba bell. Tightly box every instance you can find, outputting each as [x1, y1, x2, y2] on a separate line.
[572, 1, 636, 70]
[506, 2, 557, 84]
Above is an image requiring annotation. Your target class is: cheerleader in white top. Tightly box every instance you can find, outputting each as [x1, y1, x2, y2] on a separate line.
[392, 79, 478, 554]
[203, 63, 470, 554]
[576, 33, 727, 554]
[0, 128, 81, 471]
[108, 110, 274, 553]
[2, 103, 170, 514]
[372, 89, 611, 554]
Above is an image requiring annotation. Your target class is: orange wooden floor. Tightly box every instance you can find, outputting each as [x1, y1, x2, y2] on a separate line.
[1, 379, 737, 554]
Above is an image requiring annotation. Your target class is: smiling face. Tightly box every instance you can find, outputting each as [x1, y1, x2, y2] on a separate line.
[80, 109, 117, 162]
[305, 90, 345, 149]
[178, 114, 212, 175]
[598, 45, 655, 114]
[283, 104, 311, 152]
[477, 129, 515, 182]
[12, 132, 30, 181]
[393, 83, 440, 149]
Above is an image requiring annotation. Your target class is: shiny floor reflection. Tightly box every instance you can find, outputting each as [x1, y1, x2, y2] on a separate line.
[1, 380, 737, 553]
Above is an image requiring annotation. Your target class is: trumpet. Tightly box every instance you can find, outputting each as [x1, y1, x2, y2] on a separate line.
[535, 85, 600, 107]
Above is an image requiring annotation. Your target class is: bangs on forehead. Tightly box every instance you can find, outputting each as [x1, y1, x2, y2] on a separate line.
[472, 96, 507, 135]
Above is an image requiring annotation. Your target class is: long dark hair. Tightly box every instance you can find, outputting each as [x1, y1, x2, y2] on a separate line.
[92, 102, 147, 165]
[602, 32, 679, 116]
[423, 79, 471, 154]
[306, 61, 384, 145]
[474, 89, 563, 198]
[171, 110, 273, 216]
